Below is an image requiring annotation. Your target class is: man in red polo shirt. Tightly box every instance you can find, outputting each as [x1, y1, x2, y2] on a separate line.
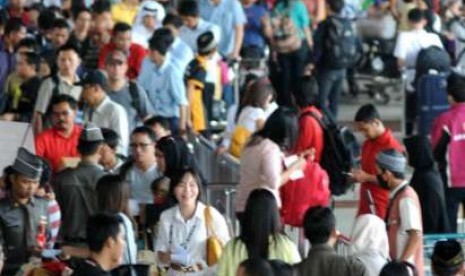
[98, 22, 146, 79]
[35, 94, 83, 173]
[351, 104, 403, 219]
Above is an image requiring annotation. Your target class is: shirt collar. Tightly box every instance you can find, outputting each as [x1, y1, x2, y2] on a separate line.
[390, 181, 409, 199]
[57, 73, 80, 86]
[94, 96, 111, 113]
[8, 193, 36, 208]
[154, 53, 171, 72]
[174, 202, 205, 222]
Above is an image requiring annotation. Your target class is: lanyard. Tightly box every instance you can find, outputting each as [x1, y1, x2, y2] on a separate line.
[169, 218, 199, 250]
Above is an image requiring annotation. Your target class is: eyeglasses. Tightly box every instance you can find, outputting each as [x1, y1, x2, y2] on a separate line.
[130, 142, 153, 148]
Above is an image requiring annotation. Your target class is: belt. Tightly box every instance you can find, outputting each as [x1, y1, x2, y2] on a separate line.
[170, 263, 204, 273]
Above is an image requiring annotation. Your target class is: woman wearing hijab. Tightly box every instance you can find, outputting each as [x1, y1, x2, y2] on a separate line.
[132, 1, 166, 49]
[404, 135, 450, 234]
[349, 214, 389, 276]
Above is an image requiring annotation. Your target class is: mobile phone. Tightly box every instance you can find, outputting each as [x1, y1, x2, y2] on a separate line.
[342, 172, 353, 177]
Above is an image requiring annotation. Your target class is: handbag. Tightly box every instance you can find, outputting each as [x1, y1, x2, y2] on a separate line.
[204, 206, 223, 266]
[272, 13, 302, 53]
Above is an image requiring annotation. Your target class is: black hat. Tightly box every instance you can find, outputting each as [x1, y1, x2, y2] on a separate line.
[432, 240, 465, 274]
[197, 31, 217, 54]
[79, 123, 104, 142]
[75, 70, 107, 88]
[11, 147, 43, 181]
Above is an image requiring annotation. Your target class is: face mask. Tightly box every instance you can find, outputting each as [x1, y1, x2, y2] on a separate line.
[377, 174, 390, 190]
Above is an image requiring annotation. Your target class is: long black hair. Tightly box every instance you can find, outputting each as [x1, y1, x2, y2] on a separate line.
[247, 107, 298, 151]
[238, 189, 281, 259]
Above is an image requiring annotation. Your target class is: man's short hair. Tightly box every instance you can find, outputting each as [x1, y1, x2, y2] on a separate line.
[101, 128, 120, 150]
[92, 0, 111, 14]
[326, 0, 344, 14]
[57, 42, 80, 56]
[51, 94, 78, 110]
[178, 0, 199, 17]
[53, 18, 70, 30]
[20, 52, 41, 72]
[162, 13, 184, 29]
[354, 104, 381, 123]
[4, 18, 24, 36]
[148, 28, 174, 55]
[447, 72, 465, 103]
[113, 22, 132, 35]
[303, 206, 336, 245]
[72, 7, 91, 21]
[408, 8, 425, 23]
[38, 9, 57, 31]
[16, 38, 39, 52]
[144, 116, 171, 131]
[295, 76, 319, 108]
[131, 126, 157, 143]
[86, 212, 123, 253]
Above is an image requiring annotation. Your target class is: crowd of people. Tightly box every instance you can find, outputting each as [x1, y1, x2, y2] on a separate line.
[1, 0, 465, 274]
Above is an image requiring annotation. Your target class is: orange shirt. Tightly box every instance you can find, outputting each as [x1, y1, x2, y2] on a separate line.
[35, 125, 83, 172]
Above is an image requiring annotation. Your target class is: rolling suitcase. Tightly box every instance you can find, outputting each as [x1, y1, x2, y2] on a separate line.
[415, 73, 449, 135]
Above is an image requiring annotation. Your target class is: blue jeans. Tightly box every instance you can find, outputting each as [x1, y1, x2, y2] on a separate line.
[317, 68, 346, 120]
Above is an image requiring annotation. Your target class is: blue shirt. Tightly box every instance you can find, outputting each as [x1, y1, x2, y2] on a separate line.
[199, 0, 247, 56]
[137, 54, 188, 118]
[170, 37, 195, 71]
[243, 4, 268, 49]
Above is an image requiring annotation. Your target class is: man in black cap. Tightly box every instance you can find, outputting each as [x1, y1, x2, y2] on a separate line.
[432, 240, 465, 276]
[0, 147, 51, 275]
[79, 69, 129, 155]
[184, 30, 217, 135]
[376, 149, 424, 274]
[53, 123, 107, 247]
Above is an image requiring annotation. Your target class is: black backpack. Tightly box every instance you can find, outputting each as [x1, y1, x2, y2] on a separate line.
[302, 111, 360, 196]
[324, 17, 358, 69]
[415, 46, 451, 82]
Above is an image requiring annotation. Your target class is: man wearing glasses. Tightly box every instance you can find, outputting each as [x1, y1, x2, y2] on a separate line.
[120, 126, 160, 219]
[35, 94, 82, 173]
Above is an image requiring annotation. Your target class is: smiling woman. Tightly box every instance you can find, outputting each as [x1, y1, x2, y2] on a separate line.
[155, 168, 230, 275]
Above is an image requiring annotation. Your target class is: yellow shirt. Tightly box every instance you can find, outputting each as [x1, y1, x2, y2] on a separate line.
[111, 3, 138, 25]
[217, 235, 301, 276]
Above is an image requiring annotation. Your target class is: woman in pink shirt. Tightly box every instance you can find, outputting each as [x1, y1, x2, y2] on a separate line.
[235, 107, 306, 221]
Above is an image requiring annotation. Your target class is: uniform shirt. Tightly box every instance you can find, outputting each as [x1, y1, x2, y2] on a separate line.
[179, 18, 222, 53]
[358, 129, 403, 219]
[218, 235, 301, 275]
[199, 0, 247, 56]
[35, 125, 83, 172]
[82, 96, 130, 155]
[34, 74, 82, 114]
[0, 196, 51, 275]
[98, 42, 147, 80]
[137, 55, 188, 119]
[54, 161, 106, 242]
[156, 202, 230, 276]
[170, 37, 195, 72]
[107, 81, 155, 132]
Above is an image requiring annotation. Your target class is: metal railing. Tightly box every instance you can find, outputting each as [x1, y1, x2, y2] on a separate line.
[190, 135, 240, 234]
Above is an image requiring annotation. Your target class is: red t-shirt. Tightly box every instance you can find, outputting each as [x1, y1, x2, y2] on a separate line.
[98, 42, 147, 79]
[35, 125, 83, 172]
[294, 106, 324, 162]
[357, 129, 403, 219]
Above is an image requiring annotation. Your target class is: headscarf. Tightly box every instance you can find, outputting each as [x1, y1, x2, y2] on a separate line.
[133, 1, 166, 29]
[350, 214, 389, 259]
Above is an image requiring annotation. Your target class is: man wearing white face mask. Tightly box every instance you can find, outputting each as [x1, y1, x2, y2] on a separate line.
[132, 1, 166, 49]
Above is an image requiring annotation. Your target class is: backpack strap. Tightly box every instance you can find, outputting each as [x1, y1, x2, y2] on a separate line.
[128, 81, 143, 117]
[45, 74, 61, 116]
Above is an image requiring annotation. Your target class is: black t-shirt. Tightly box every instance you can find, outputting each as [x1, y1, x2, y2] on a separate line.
[72, 259, 111, 276]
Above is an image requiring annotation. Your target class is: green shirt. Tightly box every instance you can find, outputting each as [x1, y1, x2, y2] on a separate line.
[217, 234, 301, 275]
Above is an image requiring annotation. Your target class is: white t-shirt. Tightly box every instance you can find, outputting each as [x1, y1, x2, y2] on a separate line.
[236, 106, 266, 133]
